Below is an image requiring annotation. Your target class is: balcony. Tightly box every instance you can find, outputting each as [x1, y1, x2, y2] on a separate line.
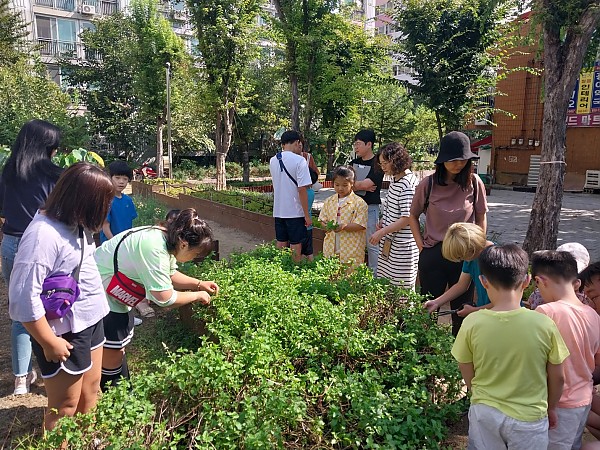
[100, 0, 117, 15]
[39, 38, 78, 57]
[38, 39, 102, 60]
[35, 0, 75, 12]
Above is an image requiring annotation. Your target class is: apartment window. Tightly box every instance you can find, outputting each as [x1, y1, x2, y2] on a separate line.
[37, 16, 78, 57]
[34, 0, 75, 12]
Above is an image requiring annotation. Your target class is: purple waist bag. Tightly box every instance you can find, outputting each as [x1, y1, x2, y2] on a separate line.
[40, 226, 85, 320]
[41, 275, 81, 320]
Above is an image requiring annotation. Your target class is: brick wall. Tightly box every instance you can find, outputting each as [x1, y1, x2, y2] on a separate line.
[490, 14, 600, 187]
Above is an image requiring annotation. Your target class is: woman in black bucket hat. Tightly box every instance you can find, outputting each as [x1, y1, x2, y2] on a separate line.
[409, 131, 489, 335]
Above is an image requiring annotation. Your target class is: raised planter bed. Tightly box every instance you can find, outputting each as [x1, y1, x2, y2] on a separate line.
[131, 181, 326, 253]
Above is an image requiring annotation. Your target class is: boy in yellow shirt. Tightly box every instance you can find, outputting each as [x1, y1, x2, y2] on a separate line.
[452, 244, 569, 448]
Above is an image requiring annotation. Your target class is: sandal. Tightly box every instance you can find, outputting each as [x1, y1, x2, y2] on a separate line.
[136, 301, 155, 318]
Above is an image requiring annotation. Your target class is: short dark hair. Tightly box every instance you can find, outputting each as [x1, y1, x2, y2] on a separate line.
[531, 250, 578, 283]
[354, 129, 376, 146]
[44, 162, 115, 231]
[378, 142, 412, 174]
[332, 165, 356, 183]
[3, 119, 63, 183]
[433, 159, 474, 190]
[108, 160, 133, 180]
[164, 208, 214, 258]
[280, 130, 302, 145]
[478, 244, 529, 290]
[579, 262, 600, 288]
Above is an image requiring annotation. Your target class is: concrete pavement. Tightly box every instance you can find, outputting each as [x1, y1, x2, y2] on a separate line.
[313, 187, 600, 261]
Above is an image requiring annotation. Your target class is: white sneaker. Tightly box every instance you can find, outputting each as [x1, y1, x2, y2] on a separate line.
[14, 370, 38, 395]
[13, 375, 27, 395]
[134, 317, 143, 326]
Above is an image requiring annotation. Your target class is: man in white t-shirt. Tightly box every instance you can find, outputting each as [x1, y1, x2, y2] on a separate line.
[269, 130, 312, 262]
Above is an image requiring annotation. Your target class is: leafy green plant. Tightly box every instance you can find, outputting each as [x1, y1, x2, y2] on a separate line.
[28, 243, 463, 449]
[52, 147, 105, 168]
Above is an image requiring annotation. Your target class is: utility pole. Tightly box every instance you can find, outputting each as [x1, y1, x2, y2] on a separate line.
[166, 62, 172, 179]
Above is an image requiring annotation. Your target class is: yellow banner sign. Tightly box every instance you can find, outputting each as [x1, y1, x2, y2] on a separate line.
[577, 72, 594, 114]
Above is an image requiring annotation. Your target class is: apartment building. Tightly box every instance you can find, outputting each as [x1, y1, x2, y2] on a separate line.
[9, 0, 128, 85]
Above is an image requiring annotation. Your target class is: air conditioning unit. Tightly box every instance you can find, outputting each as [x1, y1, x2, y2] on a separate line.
[81, 4, 96, 14]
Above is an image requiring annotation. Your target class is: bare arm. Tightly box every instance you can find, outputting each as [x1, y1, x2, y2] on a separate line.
[369, 216, 410, 245]
[149, 289, 211, 308]
[297, 185, 311, 226]
[458, 362, 475, 391]
[424, 272, 472, 312]
[22, 318, 72, 363]
[476, 213, 487, 234]
[102, 220, 114, 240]
[353, 178, 376, 192]
[547, 362, 565, 429]
[408, 214, 424, 251]
[171, 270, 219, 295]
[339, 223, 366, 232]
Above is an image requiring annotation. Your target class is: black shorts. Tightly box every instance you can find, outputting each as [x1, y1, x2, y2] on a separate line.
[275, 217, 307, 245]
[301, 228, 313, 256]
[31, 319, 105, 379]
[103, 311, 135, 350]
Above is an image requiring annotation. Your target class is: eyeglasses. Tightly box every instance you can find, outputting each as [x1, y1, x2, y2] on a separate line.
[353, 141, 364, 147]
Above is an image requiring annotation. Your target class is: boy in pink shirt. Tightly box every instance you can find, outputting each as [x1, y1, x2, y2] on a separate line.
[533, 250, 600, 450]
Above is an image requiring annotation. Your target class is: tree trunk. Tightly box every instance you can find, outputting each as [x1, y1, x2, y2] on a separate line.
[434, 110, 443, 142]
[290, 70, 300, 131]
[326, 138, 336, 172]
[522, 5, 600, 254]
[242, 143, 250, 183]
[156, 115, 165, 177]
[215, 107, 234, 190]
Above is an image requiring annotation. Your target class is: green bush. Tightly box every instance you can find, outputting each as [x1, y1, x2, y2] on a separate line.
[26, 246, 463, 449]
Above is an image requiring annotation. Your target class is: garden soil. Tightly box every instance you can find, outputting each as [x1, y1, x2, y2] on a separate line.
[0, 221, 472, 448]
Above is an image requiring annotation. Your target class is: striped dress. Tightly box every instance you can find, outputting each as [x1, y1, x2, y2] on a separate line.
[377, 170, 419, 289]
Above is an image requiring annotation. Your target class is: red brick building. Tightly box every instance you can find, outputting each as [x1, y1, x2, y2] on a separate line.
[488, 13, 600, 189]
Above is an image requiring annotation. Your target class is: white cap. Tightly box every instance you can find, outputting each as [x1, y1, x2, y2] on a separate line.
[557, 242, 590, 273]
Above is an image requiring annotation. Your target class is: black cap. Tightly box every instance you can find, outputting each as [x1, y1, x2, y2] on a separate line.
[435, 131, 479, 164]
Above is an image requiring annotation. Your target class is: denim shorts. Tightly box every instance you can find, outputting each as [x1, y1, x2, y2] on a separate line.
[274, 217, 307, 245]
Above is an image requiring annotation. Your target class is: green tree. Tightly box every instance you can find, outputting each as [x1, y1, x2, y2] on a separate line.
[64, 6, 209, 163]
[130, 0, 187, 176]
[394, 0, 516, 140]
[272, 0, 338, 132]
[0, 61, 89, 148]
[523, 2, 600, 253]
[62, 13, 147, 158]
[187, 0, 262, 189]
[0, 0, 28, 66]
[311, 14, 389, 170]
[359, 83, 438, 159]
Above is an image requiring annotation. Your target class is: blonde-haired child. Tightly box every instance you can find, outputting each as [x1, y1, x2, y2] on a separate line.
[424, 222, 493, 320]
[319, 165, 368, 269]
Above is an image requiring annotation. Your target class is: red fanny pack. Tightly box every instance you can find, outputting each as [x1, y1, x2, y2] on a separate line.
[106, 271, 146, 307]
[106, 228, 150, 308]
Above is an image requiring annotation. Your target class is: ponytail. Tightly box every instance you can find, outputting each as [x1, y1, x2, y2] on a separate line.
[163, 208, 214, 253]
